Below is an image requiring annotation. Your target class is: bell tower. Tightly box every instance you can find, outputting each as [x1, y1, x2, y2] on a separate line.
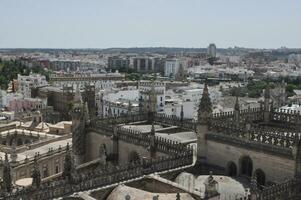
[70, 85, 87, 166]
[197, 82, 212, 161]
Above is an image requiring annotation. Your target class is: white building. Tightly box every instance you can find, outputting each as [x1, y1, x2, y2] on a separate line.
[164, 84, 221, 119]
[139, 81, 166, 113]
[164, 100, 195, 119]
[164, 59, 187, 78]
[99, 89, 139, 117]
[17, 73, 48, 98]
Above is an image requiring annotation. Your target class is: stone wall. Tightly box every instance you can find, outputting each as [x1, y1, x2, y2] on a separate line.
[205, 139, 295, 183]
[85, 131, 167, 164]
[118, 140, 166, 164]
[85, 131, 113, 161]
[13, 151, 66, 181]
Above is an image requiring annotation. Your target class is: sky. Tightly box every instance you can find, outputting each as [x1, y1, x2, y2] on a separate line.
[0, 0, 300, 49]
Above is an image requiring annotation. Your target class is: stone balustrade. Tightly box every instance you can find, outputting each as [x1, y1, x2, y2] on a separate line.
[2, 147, 193, 200]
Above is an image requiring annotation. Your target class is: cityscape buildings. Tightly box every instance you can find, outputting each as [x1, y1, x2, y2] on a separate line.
[0, 0, 301, 197]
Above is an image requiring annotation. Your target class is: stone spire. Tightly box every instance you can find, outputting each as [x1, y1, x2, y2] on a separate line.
[31, 155, 41, 189]
[70, 85, 86, 166]
[10, 138, 17, 163]
[150, 122, 156, 159]
[234, 96, 240, 111]
[62, 143, 73, 182]
[128, 100, 132, 114]
[234, 96, 240, 126]
[84, 101, 90, 123]
[2, 153, 12, 193]
[176, 193, 180, 200]
[180, 104, 184, 122]
[198, 82, 212, 124]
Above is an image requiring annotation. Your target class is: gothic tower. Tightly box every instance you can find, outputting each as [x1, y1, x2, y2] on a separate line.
[197, 82, 212, 161]
[180, 104, 184, 127]
[234, 96, 240, 126]
[70, 85, 88, 166]
[149, 122, 157, 159]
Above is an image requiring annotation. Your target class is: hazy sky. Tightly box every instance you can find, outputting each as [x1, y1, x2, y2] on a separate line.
[0, 0, 300, 49]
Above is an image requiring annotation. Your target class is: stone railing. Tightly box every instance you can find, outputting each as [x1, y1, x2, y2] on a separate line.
[117, 127, 189, 155]
[2, 149, 193, 200]
[90, 125, 190, 156]
[257, 179, 299, 200]
[271, 109, 301, 127]
[16, 145, 69, 166]
[91, 113, 196, 131]
[210, 118, 300, 148]
[90, 113, 149, 127]
[211, 107, 264, 124]
[154, 113, 196, 131]
[209, 121, 297, 157]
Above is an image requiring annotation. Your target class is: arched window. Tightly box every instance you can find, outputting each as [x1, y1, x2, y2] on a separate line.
[240, 156, 253, 177]
[226, 161, 237, 177]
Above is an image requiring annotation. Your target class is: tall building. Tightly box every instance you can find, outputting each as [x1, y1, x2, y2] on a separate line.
[108, 56, 130, 70]
[164, 58, 187, 78]
[207, 43, 217, 58]
[130, 56, 165, 74]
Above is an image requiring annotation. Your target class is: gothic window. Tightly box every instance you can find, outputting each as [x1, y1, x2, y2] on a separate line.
[240, 156, 253, 177]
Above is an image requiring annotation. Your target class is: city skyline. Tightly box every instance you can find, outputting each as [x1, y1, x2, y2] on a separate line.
[1, 0, 301, 49]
